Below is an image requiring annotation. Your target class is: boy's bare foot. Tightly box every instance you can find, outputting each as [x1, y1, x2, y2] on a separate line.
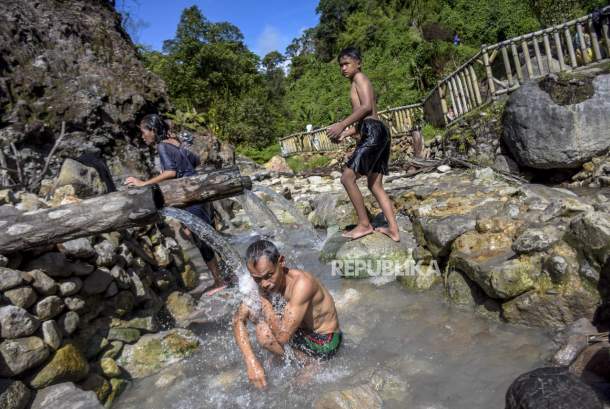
[375, 226, 400, 242]
[342, 224, 374, 240]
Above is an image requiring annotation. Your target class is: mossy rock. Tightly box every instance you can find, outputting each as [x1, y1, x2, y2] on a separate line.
[117, 329, 200, 379]
[104, 378, 129, 408]
[30, 343, 89, 389]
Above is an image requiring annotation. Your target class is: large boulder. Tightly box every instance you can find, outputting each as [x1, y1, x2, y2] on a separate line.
[0, 0, 169, 182]
[54, 159, 107, 198]
[29, 344, 89, 389]
[264, 155, 293, 174]
[0, 337, 50, 376]
[503, 73, 610, 169]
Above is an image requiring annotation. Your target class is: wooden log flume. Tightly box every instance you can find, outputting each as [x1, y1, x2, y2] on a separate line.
[0, 166, 252, 254]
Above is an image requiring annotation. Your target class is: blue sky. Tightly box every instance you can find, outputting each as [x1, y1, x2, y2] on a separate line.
[119, 0, 320, 57]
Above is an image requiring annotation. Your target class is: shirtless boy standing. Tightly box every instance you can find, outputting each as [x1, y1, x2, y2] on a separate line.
[327, 47, 400, 242]
[233, 240, 341, 389]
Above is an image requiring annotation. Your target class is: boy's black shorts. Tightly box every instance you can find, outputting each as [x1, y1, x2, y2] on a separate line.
[346, 118, 390, 176]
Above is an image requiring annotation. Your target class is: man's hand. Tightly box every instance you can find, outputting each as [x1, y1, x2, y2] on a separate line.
[247, 360, 267, 390]
[327, 122, 345, 140]
[124, 176, 145, 187]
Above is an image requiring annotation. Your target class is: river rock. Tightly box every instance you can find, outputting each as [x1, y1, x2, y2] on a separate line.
[100, 357, 121, 378]
[108, 328, 141, 343]
[111, 316, 158, 333]
[79, 373, 111, 403]
[59, 278, 83, 297]
[110, 266, 131, 290]
[503, 73, 610, 169]
[55, 159, 107, 198]
[26, 270, 57, 295]
[0, 268, 24, 291]
[23, 252, 94, 277]
[42, 320, 62, 351]
[165, 291, 197, 327]
[570, 211, 610, 268]
[320, 231, 413, 278]
[264, 155, 293, 174]
[512, 225, 563, 254]
[415, 214, 477, 258]
[552, 318, 597, 366]
[0, 306, 40, 338]
[94, 240, 117, 267]
[502, 284, 600, 330]
[59, 311, 80, 336]
[31, 382, 103, 409]
[83, 268, 113, 295]
[0, 337, 49, 376]
[30, 344, 89, 389]
[0, 379, 31, 409]
[35, 296, 65, 320]
[153, 244, 171, 268]
[104, 378, 129, 408]
[4, 286, 37, 309]
[57, 238, 95, 259]
[314, 384, 383, 409]
[64, 296, 86, 312]
[117, 329, 200, 378]
[505, 366, 602, 409]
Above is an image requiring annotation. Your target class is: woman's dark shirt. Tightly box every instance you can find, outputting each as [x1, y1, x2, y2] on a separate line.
[157, 142, 200, 178]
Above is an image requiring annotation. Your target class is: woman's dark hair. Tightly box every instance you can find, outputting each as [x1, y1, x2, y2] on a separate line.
[338, 47, 362, 63]
[140, 114, 167, 143]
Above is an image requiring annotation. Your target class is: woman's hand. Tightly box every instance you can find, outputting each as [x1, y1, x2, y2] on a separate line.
[124, 176, 145, 187]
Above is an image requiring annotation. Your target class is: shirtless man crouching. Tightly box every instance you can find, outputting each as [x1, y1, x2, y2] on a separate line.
[233, 239, 342, 389]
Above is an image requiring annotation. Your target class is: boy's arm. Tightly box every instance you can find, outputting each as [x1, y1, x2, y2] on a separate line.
[125, 170, 176, 187]
[328, 73, 374, 138]
[233, 303, 267, 389]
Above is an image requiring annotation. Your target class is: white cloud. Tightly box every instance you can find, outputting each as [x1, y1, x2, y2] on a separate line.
[255, 25, 286, 57]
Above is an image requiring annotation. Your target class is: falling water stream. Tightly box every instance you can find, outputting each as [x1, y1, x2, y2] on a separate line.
[116, 200, 554, 409]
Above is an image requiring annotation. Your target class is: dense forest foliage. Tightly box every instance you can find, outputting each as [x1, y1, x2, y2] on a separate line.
[136, 0, 606, 157]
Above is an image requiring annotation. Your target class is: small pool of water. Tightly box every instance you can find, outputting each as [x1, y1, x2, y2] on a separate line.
[116, 227, 554, 409]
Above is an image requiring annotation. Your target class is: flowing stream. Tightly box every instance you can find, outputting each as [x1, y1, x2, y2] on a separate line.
[116, 202, 554, 409]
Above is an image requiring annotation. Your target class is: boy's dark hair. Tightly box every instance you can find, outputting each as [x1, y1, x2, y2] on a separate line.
[246, 239, 280, 266]
[338, 47, 361, 63]
[140, 114, 167, 143]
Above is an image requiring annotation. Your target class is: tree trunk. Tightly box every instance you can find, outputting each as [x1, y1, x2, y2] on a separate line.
[0, 166, 251, 254]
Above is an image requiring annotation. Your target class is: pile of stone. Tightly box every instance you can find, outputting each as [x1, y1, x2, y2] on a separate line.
[254, 165, 610, 331]
[0, 186, 203, 408]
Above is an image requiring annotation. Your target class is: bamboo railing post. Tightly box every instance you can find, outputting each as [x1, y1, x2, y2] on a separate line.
[576, 23, 589, 64]
[448, 78, 461, 116]
[454, 75, 468, 113]
[463, 70, 476, 108]
[468, 66, 483, 105]
[458, 71, 471, 110]
[543, 32, 554, 73]
[602, 18, 610, 57]
[482, 47, 496, 98]
[564, 24, 578, 68]
[501, 45, 514, 87]
[522, 38, 534, 78]
[532, 35, 544, 76]
[511, 42, 523, 82]
[553, 29, 567, 71]
[589, 18, 603, 61]
[439, 83, 448, 125]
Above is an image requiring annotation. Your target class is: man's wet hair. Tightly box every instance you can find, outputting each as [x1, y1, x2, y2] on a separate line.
[140, 113, 167, 143]
[338, 47, 362, 63]
[246, 239, 280, 266]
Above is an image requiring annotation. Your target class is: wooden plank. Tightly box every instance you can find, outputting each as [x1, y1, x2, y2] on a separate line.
[576, 23, 588, 64]
[522, 39, 534, 78]
[603, 19, 610, 57]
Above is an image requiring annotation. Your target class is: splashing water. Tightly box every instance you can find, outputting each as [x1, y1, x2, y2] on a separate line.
[116, 226, 554, 409]
[253, 184, 321, 244]
[238, 190, 283, 234]
[160, 207, 261, 317]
